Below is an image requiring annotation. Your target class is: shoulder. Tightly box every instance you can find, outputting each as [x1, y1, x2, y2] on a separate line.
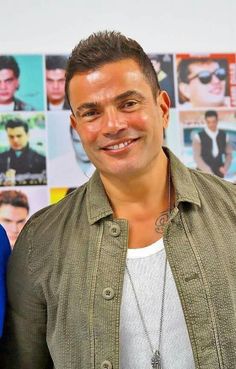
[63, 99, 70, 110]
[28, 147, 45, 160]
[11, 184, 88, 276]
[17, 183, 88, 248]
[13, 97, 35, 111]
[219, 129, 227, 137]
[0, 150, 10, 158]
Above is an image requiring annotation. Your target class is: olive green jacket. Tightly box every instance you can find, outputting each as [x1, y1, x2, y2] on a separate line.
[3, 149, 236, 369]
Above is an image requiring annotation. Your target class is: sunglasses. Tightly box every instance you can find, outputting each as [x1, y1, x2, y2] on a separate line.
[188, 67, 227, 84]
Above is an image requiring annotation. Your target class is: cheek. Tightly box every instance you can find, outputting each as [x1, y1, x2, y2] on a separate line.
[190, 81, 204, 96]
[221, 81, 226, 91]
[126, 111, 150, 130]
[77, 124, 100, 145]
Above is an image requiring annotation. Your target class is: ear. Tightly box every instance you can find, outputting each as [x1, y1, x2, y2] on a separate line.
[157, 90, 170, 129]
[70, 114, 78, 131]
[178, 82, 190, 100]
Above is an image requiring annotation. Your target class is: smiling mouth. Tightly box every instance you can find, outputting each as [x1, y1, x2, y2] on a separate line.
[103, 138, 138, 151]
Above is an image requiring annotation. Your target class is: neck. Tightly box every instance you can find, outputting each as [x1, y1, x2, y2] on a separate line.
[100, 149, 171, 218]
[49, 98, 64, 106]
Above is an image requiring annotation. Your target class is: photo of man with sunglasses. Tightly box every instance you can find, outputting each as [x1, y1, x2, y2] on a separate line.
[177, 57, 229, 108]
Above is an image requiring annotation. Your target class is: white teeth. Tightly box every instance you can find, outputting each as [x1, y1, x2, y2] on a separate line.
[107, 140, 131, 150]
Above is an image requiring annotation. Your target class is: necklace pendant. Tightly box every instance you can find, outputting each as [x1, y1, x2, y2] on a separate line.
[151, 350, 161, 369]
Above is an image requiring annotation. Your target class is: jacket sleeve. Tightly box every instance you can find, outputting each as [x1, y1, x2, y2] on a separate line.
[2, 223, 53, 369]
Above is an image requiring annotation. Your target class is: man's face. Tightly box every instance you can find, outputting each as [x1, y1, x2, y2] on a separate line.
[70, 58, 169, 179]
[46, 69, 66, 104]
[179, 61, 226, 107]
[205, 116, 218, 132]
[0, 204, 28, 248]
[0, 69, 19, 104]
[7, 127, 29, 151]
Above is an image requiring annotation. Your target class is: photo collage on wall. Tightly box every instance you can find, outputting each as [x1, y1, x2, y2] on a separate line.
[0, 52, 236, 247]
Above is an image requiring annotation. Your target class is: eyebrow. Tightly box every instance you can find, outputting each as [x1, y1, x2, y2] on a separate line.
[76, 90, 145, 115]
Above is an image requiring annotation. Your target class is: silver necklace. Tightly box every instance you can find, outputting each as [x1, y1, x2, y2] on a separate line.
[125, 162, 171, 369]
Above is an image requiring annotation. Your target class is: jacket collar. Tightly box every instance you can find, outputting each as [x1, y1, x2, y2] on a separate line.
[86, 147, 201, 225]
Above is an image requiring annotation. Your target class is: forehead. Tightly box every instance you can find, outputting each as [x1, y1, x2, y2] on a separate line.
[46, 69, 65, 79]
[69, 59, 151, 104]
[0, 68, 17, 79]
[7, 127, 27, 135]
[206, 116, 218, 122]
[0, 204, 27, 219]
[188, 61, 219, 74]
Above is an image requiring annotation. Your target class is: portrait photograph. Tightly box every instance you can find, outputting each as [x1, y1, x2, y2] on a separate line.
[148, 53, 176, 107]
[47, 111, 95, 187]
[176, 53, 236, 109]
[0, 112, 47, 186]
[0, 54, 44, 112]
[45, 54, 70, 111]
[179, 109, 236, 182]
[0, 186, 48, 248]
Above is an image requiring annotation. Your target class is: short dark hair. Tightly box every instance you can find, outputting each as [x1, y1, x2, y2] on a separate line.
[65, 30, 160, 103]
[205, 110, 218, 119]
[0, 55, 20, 78]
[178, 57, 220, 84]
[46, 55, 68, 70]
[0, 190, 29, 212]
[5, 118, 29, 133]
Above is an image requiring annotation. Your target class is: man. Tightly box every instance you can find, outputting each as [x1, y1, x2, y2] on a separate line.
[3, 32, 236, 369]
[192, 110, 232, 178]
[0, 119, 46, 186]
[0, 190, 29, 248]
[177, 57, 229, 108]
[0, 56, 34, 111]
[46, 55, 70, 110]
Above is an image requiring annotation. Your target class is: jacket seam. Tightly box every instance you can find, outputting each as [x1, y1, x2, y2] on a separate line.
[89, 222, 104, 369]
[180, 209, 224, 369]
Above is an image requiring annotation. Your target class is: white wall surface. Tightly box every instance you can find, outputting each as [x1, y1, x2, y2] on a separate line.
[1, 0, 236, 54]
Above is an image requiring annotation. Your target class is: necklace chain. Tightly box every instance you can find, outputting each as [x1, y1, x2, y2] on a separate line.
[125, 161, 171, 369]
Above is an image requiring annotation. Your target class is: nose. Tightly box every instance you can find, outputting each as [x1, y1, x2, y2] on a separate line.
[0, 80, 7, 89]
[212, 73, 222, 84]
[8, 222, 19, 234]
[52, 81, 60, 89]
[102, 107, 128, 135]
[12, 137, 19, 144]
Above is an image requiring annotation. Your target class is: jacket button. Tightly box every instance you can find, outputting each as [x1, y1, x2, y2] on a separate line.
[102, 287, 115, 300]
[101, 360, 113, 369]
[109, 223, 121, 237]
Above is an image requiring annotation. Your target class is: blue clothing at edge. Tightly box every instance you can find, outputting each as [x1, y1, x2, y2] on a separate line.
[0, 225, 11, 337]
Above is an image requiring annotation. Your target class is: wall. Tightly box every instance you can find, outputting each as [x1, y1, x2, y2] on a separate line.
[1, 0, 236, 54]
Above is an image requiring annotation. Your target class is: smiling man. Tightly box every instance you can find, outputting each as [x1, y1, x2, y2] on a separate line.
[3, 32, 236, 369]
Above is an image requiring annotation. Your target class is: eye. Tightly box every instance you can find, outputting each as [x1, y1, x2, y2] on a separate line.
[81, 110, 100, 121]
[121, 100, 139, 110]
